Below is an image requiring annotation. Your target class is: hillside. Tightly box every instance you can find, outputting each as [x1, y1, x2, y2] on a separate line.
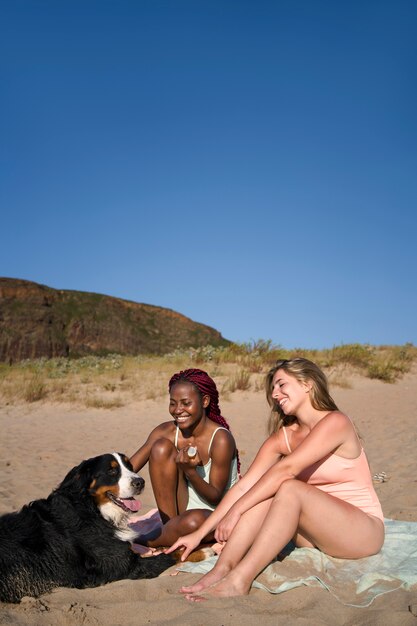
[0, 278, 230, 362]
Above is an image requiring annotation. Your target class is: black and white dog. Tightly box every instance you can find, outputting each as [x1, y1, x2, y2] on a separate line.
[0, 453, 176, 603]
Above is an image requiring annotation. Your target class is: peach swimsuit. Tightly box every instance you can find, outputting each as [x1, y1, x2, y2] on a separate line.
[282, 427, 384, 522]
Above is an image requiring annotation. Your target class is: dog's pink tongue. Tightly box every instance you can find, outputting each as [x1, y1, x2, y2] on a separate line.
[122, 498, 142, 512]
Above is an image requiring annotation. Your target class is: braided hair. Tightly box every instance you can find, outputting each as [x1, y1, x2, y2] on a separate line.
[168, 368, 241, 475]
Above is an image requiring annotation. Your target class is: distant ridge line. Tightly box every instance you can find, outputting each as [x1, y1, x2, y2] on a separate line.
[0, 277, 230, 362]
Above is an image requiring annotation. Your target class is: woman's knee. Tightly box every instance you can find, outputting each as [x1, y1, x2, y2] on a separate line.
[180, 509, 210, 533]
[149, 437, 176, 462]
[275, 478, 306, 501]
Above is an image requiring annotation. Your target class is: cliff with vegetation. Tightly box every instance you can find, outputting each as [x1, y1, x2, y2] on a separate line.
[0, 278, 230, 362]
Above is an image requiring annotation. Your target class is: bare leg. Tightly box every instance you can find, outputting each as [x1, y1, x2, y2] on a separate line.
[187, 479, 384, 600]
[148, 438, 185, 522]
[144, 509, 212, 548]
[176, 468, 189, 514]
[180, 498, 273, 594]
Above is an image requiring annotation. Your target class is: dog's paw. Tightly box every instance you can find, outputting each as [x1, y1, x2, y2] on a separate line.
[171, 546, 216, 563]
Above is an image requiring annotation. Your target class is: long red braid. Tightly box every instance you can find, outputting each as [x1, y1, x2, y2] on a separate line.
[168, 368, 241, 476]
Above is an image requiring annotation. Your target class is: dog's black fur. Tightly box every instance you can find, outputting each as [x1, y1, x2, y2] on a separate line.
[0, 453, 176, 603]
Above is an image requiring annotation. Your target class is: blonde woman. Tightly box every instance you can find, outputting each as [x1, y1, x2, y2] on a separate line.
[167, 358, 384, 600]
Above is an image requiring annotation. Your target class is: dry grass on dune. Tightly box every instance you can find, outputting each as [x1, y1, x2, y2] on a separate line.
[0, 341, 415, 409]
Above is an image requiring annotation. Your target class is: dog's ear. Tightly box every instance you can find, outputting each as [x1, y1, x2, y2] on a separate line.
[87, 478, 99, 495]
[118, 453, 133, 470]
[58, 459, 93, 492]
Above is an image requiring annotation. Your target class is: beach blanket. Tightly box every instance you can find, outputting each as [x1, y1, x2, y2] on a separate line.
[175, 519, 417, 607]
[129, 508, 164, 555]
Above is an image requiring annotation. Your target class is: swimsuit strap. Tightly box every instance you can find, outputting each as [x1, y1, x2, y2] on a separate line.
[175, 426, 229, 456]
[208, 427, 228, 455]
[282, 426, 292, 453]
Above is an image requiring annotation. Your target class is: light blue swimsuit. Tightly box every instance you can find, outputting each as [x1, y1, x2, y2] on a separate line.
[175, 426, 239, 511]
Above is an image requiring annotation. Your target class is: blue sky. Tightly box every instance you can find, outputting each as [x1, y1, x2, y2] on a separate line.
[1, 0, 416, 349]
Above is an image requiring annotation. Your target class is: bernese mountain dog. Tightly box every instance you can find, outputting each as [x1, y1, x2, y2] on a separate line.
[0, 452, 177, 603]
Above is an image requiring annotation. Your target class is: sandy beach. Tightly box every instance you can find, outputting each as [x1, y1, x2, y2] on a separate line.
[1, 367, 416, 625]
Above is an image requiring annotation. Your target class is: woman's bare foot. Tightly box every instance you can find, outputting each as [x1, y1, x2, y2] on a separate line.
[179, 563, 231, 595]
[184, 572, 250, 601]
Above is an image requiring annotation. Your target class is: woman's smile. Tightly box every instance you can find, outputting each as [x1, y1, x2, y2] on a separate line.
[169, 382, 205, 427]
[175, 414, 191, 423]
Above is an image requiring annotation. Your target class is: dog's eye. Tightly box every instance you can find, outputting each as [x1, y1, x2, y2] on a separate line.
[108, 468, 118, 476]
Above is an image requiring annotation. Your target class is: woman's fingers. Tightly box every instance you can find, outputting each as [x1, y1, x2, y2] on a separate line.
[214, 526, 226, 542]
[164, 538, 184, 553]
[165, 538, 195, 561]
[214, 512, 240, 542]
[179, 546, 192, 561]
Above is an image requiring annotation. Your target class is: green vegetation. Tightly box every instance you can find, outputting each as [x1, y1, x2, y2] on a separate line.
[22, 374, 48, 403]
[224, 369, 251, 393]
[0, 278, 230, 363]
[0, 342, 415, 408]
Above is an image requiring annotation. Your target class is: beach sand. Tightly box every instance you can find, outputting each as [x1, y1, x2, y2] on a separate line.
[1, 368, 416, 625]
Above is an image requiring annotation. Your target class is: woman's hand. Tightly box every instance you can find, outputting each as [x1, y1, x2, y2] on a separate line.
[164, 529, 203, 561]
[214, 508, 241, 543]
[176, 445, 201, 473]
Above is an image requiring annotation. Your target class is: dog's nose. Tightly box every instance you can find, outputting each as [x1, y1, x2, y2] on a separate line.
[132, 476, 145, 491]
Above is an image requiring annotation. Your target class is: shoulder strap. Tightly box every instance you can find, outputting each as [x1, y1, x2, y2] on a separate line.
[282, 426, 292, 453]
[208, 427, 228, 455]
[174, 426, 180, 450]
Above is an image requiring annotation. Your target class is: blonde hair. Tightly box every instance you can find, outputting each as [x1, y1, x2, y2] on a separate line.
[266, 358, 338, 435]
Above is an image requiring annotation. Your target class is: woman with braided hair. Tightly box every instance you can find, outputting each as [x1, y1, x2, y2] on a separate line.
[130, 368, 239, 548]
[167, 358, 384, 600]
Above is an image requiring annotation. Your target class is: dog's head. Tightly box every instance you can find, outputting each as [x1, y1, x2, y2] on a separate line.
[59, 452, 144, 520]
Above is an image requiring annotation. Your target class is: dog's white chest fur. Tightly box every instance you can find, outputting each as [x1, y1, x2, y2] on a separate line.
[99, 502, 138, 543]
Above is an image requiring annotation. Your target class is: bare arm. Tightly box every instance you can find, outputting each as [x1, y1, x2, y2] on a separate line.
[166, 434, 282, 559]
[219, 412, 353, 530]
[129, 422, 173, 472]
[178, 430, 236, 506]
